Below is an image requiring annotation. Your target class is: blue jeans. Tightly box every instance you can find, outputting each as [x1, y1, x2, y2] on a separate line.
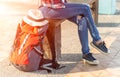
[39, 3, 101, 54]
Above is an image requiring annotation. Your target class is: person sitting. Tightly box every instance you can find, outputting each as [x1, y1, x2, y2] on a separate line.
[39, 0, 110, 65]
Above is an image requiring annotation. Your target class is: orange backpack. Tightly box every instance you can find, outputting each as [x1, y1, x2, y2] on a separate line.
[9, 8, 54, 72]
[9, 20, 53, 72]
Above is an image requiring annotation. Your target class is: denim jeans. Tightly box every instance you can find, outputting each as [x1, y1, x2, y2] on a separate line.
[39, 3, 101, 54]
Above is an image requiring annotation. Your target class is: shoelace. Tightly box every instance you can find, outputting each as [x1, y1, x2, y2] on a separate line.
[84, 53, 96, 60]
[99, 41, 107, 48]
[88, 53, 96, 60]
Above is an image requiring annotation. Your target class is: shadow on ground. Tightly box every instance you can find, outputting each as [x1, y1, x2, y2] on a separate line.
[1, 51, 120, 75]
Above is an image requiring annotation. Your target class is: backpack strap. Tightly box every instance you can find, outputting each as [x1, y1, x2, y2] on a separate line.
[33, 46, 43, 55]
[18, 33, 30, 55]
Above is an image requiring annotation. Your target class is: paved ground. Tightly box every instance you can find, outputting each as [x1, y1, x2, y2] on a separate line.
[0, 0, 120, 77]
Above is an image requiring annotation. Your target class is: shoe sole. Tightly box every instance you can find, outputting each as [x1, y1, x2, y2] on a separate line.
[90, 42, 111, 54]
[83, 59, 99, 65]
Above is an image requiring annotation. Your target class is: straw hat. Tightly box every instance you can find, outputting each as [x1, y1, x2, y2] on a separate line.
[23, 9, 48, 26]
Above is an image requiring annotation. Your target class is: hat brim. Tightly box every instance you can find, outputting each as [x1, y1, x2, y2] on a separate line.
[23, 16, 48, 27]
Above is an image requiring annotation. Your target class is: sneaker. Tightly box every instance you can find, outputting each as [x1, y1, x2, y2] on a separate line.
[90, 41, 110, 54]
[82, 53, 99, 65]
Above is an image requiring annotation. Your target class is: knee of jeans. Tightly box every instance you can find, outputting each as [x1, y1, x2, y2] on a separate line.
[82, 3, 91, 11]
